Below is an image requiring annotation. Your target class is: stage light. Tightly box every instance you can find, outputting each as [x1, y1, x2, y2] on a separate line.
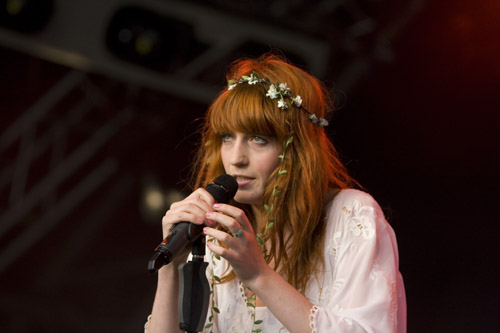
[105, 6, 202, 72]
[140, 173, 187, 224]
[145, 186, 164, 212]
[0, 0, 53, 33]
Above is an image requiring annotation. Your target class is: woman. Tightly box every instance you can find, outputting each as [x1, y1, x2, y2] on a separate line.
[146, 53, 406, 332]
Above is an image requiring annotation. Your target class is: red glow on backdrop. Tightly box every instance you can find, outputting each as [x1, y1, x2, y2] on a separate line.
[405, 0, 500, 85]
[444, 0, 500, 79]
[376, 0, 500, 164]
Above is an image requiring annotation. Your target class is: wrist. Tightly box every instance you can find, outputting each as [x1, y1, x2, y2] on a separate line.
[244, 263, 276, 292]
[157, 261, 180, 282]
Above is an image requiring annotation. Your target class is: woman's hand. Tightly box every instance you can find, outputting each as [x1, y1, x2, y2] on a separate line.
[203, 203, 271, 284]
[161, 188, 217, 264]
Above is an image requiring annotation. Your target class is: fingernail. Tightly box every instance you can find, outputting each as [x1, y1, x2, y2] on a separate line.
[213, 203, 221, 209]
[205, 212, 213, 217]
[203, 227, 209, 233]
[196, 217, 204, 224]
[207, 219, 215, 226]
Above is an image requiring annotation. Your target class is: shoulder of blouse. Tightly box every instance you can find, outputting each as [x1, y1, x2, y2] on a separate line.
[331, 188, 378, 207]
[323, 188, 387, 237]
[325, 188, 380, 215]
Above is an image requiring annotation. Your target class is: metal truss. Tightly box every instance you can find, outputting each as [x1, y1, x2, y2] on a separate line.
[0, 0, 424, 100]
[0, 71, 137, 273]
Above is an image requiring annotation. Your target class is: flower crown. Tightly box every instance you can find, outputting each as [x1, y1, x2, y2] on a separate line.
[227, 71, 329, 128]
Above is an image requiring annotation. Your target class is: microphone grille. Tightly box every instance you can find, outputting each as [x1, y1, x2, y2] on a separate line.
[210, 174, 238, 203]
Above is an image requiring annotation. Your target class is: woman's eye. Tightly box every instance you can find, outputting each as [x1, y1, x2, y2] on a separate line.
[252, 136, 268, 145]
[221, 134, 232, 142]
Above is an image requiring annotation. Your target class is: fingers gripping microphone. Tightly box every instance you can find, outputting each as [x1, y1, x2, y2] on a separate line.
[148, 175, 238, 273]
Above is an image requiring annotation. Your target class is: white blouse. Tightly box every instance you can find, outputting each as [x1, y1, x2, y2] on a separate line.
[202, 189, 406, 332]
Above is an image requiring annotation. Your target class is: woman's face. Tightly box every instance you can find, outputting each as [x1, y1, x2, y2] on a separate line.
[220, 131, 281, 206]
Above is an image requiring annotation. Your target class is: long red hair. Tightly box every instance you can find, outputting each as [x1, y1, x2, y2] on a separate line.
[191, 53, 357, 292]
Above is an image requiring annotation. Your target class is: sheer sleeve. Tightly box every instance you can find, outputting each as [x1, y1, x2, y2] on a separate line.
[309, 189, 406, 332]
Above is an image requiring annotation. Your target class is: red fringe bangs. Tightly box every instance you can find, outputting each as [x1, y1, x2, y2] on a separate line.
[207, 84, 287, 139]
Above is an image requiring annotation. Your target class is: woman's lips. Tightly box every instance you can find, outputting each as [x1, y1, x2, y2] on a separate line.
[234, 175, 254, 187]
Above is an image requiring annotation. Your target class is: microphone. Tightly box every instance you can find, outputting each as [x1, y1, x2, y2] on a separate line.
[148, 174, 238, 273]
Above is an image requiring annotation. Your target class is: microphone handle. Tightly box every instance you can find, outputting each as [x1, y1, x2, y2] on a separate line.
[148, 222, 203, 272]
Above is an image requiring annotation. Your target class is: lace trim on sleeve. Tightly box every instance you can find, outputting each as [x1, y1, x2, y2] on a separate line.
[309, 304, 319, 333]
[144, 314, 152, 332]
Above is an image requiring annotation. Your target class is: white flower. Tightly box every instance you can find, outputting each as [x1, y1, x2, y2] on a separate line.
[248, 73, 259, 85]
[292, 95, 302, 107]
[318, 118, 329, 127]
[278, 83, 290, 95]
[277, 99, 288, 109]
[228, 83, 237, 90]
[266, 84, 279, 99]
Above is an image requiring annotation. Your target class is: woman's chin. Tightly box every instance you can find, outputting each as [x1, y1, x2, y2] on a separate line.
[234, 192, 261, 206]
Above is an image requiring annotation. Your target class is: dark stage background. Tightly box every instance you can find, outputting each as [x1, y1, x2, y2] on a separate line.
[1, 0, 499, 332]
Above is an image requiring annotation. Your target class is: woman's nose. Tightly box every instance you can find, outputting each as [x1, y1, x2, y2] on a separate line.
[230, 140, 248, 167]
